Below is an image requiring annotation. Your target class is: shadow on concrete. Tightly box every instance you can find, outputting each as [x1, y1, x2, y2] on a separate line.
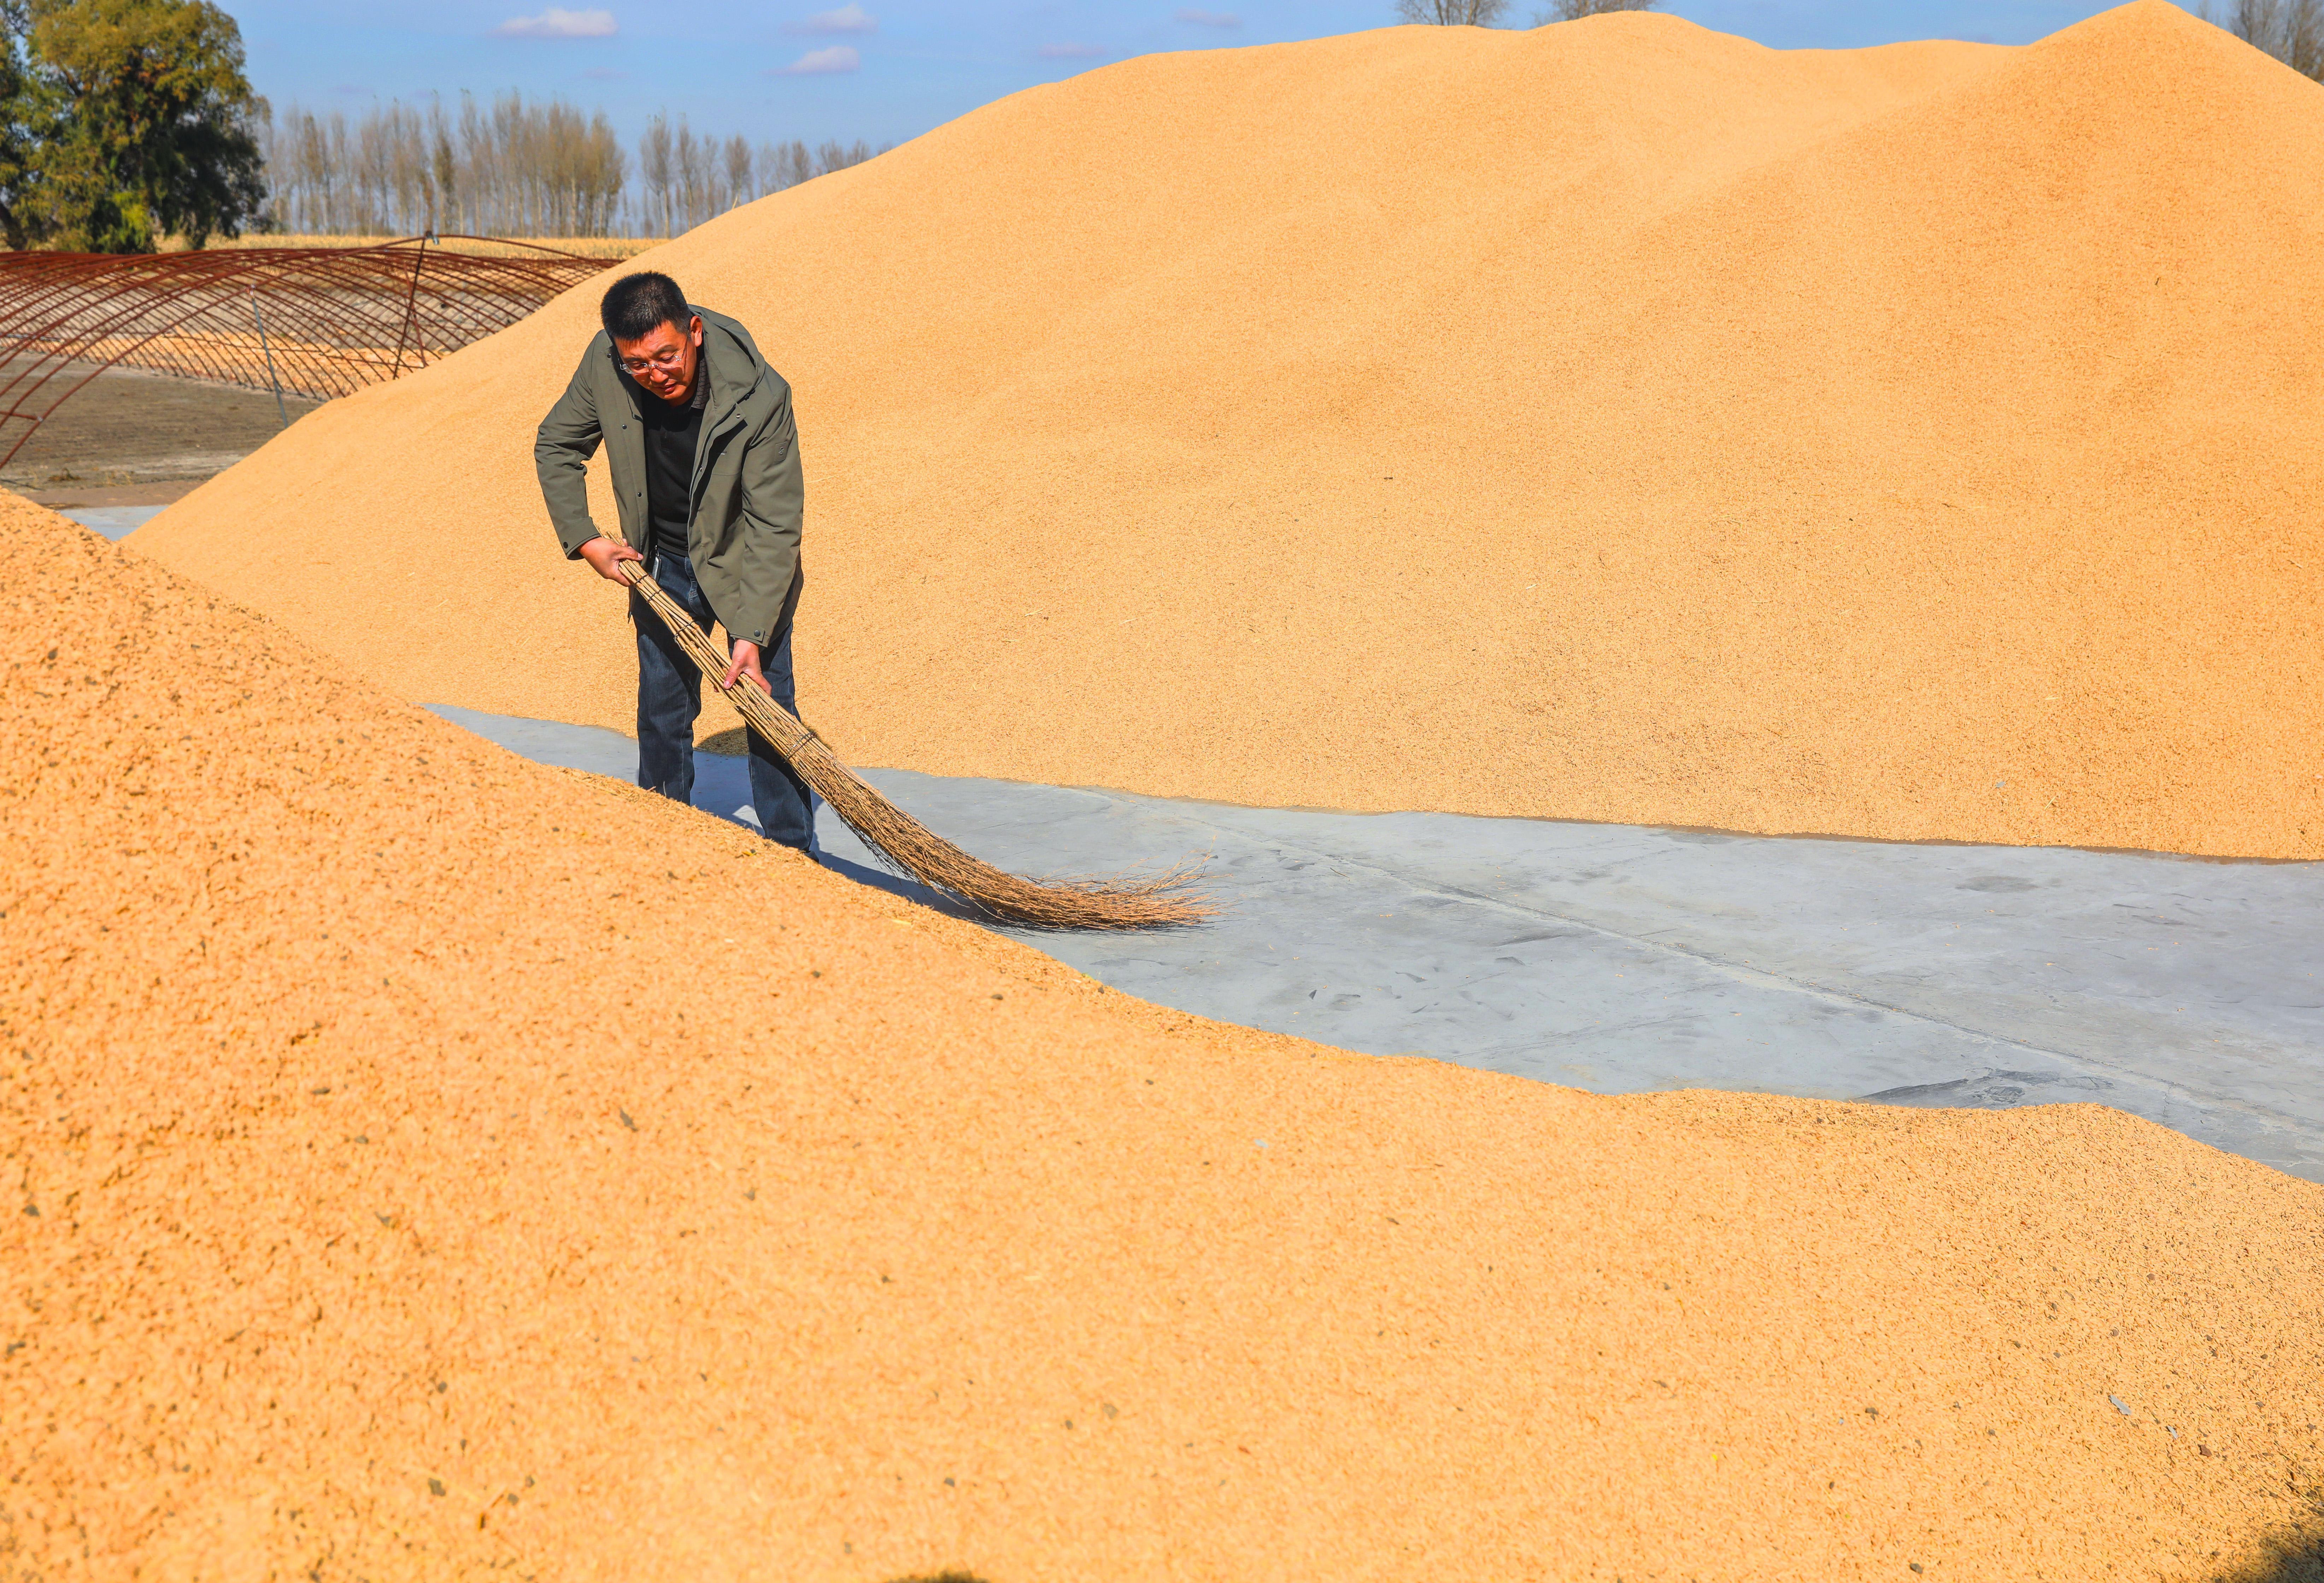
[1863, 1068, 2114, 1109]
[813, 847, 986, 923]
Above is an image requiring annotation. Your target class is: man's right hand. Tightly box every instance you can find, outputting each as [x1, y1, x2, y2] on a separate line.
[579, 536, 644, 584]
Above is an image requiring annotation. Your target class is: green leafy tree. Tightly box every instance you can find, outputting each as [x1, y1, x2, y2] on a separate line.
[0, 1, 63, 248]
[3, 0, 264, 251]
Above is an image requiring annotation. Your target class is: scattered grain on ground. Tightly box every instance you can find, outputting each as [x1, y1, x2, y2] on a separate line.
[11, 494, 2324, 1575]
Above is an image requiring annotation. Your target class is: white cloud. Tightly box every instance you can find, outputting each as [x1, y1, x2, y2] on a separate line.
[787, 2, 876, 34]
[1036, 41, 1106, 58]
[1175, 7, 1241, 24]
[492, 7, 616, 38]
[778, 44, 861, 73]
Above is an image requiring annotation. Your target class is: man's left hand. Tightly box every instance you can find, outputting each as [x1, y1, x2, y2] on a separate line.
[721, 640, 771, 697]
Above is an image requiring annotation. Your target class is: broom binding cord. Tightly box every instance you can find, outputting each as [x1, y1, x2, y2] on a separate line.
[615, 559, 1213, 930]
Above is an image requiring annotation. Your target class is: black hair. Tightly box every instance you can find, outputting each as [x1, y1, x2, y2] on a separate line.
[600, 271, 689, 343]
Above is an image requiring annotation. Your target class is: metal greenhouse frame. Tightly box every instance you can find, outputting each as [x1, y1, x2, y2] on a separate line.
[0, 237, 616, 466]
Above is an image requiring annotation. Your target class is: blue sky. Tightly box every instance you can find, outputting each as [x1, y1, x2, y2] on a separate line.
[228, 1, 2189, 148]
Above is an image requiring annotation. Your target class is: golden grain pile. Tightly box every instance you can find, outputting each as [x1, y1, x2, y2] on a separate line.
[8, 493, 2324, 1577]
[136, 0, 2323, 860]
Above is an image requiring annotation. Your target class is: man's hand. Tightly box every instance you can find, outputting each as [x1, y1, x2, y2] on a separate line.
[579, 536, 644, 584]
[721, 640, 771, 697]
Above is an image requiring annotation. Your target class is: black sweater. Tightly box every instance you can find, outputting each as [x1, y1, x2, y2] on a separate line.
[639, 368, 707, 558]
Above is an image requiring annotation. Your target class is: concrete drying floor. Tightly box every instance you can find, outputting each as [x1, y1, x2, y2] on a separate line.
[61, 505, 166, 539]
[429, 704, 2324, 1185]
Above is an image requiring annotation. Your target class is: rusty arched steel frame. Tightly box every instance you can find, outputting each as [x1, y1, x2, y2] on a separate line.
[0, 237, 618, 467]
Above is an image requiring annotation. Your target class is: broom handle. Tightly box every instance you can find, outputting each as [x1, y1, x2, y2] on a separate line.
[615, 560, 820, 763]
[596, 547, 1213, 928]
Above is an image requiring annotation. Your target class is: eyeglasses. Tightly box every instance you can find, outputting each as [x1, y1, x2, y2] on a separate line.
[617, 347, 687, 377]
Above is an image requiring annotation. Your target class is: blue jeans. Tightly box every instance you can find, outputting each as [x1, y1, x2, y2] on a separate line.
[632, 549, 815, 851]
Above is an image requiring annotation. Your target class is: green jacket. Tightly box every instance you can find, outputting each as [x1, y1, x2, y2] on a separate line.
[535, 305, 805, 648]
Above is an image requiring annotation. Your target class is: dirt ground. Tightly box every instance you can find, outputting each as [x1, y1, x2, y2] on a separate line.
[0, 362, 319, 504]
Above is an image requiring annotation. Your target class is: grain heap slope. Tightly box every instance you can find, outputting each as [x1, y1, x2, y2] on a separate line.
[11, 499, 2324, 1577]
[136, 0, 2324, 857]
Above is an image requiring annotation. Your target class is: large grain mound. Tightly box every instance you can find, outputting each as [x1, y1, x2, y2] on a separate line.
[135, 1, 2324, 857]
[12, 499, 2324, 1574]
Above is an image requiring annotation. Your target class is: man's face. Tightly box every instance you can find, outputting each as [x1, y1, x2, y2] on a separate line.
[612, 314, 703, 403]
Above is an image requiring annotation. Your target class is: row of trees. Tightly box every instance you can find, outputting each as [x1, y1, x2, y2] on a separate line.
[262, 96, 886, 241]
[0, 0, 885, 251]
[621, 113, 878, 239]
[261, 95, 623, 239]
[1393, 0, 1660, 25]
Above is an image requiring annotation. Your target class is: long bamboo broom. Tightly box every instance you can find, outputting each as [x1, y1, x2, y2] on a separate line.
[615, 559, 1212, 929]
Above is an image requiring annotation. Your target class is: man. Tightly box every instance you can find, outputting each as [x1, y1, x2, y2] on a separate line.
[535, 271, 814, 850]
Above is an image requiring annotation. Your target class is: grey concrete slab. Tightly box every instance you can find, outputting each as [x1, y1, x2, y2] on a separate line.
[428, 704, 2324, 1183]
[60, 505, 164, 540]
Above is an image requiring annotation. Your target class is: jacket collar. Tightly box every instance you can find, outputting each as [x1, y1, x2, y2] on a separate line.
[692, 305, 762, 436]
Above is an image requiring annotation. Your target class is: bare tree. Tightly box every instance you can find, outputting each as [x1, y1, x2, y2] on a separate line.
[723, 134, 753, 209]
[457, 95, 501, 233]
[2204, 0, 2324, 78]
[672, 117, 710, 230]
[815, 139, 873, 176]
[430, 119, 456, 234]
[637, 113, 673, 237]
[1395, 0, 1509, 23]
[1533, 0, 1659, 21]
[258, 93, 882, 238]
[757, 139, 805, 195]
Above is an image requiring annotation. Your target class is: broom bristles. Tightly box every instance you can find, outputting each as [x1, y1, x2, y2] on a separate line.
[620, 562, 1213, 929]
